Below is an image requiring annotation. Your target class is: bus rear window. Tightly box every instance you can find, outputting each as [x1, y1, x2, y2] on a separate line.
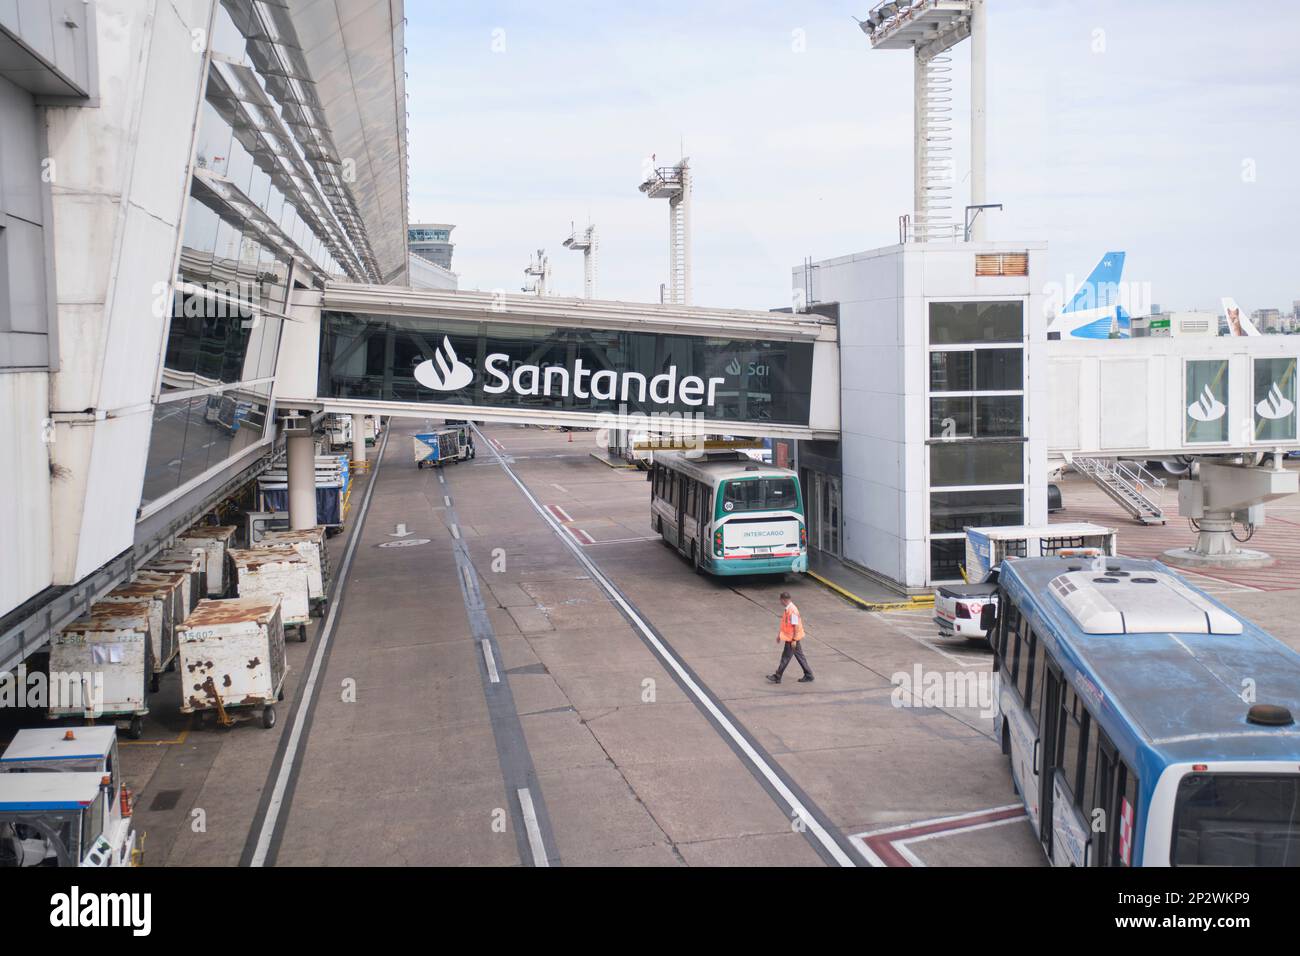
[1172, 773, 1300, 866]
[720, 478, 798, 514]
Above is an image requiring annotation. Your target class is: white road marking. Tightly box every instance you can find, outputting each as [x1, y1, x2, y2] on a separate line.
[438, 472, 445, 484]
[450, 524, 460, 540]
[250, 425, 390, 867]
[482, 639, 500, 684]
[517, 787, 548, 866]
[476, 425, 856, 867]
[552, 483, 569, 493]
[444, 495, 452, 507]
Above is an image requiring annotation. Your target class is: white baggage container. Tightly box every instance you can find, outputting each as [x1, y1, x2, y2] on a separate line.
[256, 528, 328, 606]
[177, 597, 288, 729]
[143, 550, 206, 614]
[228, 547, 311, 640]
[101, 579, 179, 691]
[177, 525, 238, 597]
[49, 600, 152, 739]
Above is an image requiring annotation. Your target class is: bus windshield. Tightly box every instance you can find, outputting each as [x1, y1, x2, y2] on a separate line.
[1171, 773, 1300, 866]
[720, 477, 798, 514]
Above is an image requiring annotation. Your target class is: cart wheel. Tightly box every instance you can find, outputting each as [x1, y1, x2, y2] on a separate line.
[128, 716, 143, 740]
[166, 656, 177, 672]
[277, 688, 285, 702]
[299, 625, 308, 643]
[262, 706, 277, 729]
[150, 673, 161, 694]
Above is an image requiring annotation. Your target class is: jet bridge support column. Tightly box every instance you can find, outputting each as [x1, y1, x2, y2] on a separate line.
[285, 416, 317, 532]
[1163, 457, 1299, 569]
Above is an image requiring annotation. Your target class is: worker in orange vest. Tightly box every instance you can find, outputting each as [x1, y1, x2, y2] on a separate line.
[767, 591, 814, 684]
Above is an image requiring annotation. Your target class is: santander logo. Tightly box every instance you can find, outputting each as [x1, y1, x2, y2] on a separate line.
[1187, 384, 1226, 422]
[1256, 382, 1295, 421]
[414, 337, 473, 391]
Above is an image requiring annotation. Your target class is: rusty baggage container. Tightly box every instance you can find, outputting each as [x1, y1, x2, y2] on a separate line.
[48, 600, 152, 739]
[177, 597, 287, 730]
[255, 527, 329, 613]
[227, 547, 311, 641]
[143, 549, 206, 615]
[101, 578, 180, 691]
[177, 525, 238, 597]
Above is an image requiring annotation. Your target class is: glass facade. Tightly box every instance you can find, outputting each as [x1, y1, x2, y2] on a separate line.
[926, 300, 1027, 580]
[141, 0, 376, 509]
[317, 311, 816, 426]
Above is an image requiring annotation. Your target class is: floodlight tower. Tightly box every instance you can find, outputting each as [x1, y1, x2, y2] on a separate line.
[562, 222, 598, 298]
[522, 248, 551, 296]
[858, 0, 989, 242]
[638, 157, 692, 304]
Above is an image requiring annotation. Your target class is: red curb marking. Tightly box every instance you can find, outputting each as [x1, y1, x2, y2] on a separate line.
[860, 806, 1027, 867]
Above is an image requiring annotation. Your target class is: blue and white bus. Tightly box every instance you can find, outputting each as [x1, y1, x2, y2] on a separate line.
[985, 556, 1300, 866]
[650, 451, 807, 576]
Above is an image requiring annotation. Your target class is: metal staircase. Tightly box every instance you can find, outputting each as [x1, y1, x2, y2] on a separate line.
[1071, 457, 1167, 525]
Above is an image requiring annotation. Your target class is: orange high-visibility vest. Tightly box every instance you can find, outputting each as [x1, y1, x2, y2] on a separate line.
[779, 603, 805, 643]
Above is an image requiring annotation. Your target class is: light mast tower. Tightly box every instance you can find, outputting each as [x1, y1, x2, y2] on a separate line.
[638, 157, 692, 304]
[562, 222, 598, 298]
[858, 0, 990, 242]
[522, 248, 551, 296]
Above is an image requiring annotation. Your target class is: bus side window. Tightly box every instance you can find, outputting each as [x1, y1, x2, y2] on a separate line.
[1020, 628, 1037, 721]
[1008, 616, 1022, 691]
[687, 480, 697, 516]
[1057, 690, 1086, 804]
[1028, 631, 1047, 726]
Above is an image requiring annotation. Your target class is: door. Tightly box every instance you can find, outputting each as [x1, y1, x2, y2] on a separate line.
[1037, 659, 1064, 848]
[675, 476, 688, 554]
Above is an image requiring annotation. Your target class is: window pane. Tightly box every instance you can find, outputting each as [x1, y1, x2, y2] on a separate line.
[1185, 359, 1229, 443]
[930, 538, 965, 580]
[929, 301, 1024, 345]
[975, 396, 1024, 437]
[975, 349, 1023, 390]
[930, 397, 973, 437]
[1253, 358, 1297, 442]
[930, 442, 1024, 487]
[929, 488, 1024, 533]
[930, 351, 973, 391]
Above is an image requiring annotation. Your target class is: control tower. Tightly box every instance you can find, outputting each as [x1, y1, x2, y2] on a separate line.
[638, 157, 692, 304]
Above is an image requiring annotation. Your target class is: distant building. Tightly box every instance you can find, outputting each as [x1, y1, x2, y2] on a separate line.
[1252, 308, 1283, 333]
[409, 223, 455, 270]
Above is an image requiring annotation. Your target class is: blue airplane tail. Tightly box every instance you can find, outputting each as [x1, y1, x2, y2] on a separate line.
[1062, 251, 1126, 314]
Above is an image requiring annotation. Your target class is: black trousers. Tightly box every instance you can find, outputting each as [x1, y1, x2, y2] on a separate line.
[775, 640, 812, 678]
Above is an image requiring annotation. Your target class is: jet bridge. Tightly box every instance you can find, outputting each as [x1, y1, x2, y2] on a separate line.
[273, 284, 841, 442]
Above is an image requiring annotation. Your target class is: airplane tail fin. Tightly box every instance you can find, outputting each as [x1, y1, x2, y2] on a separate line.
[1062, 251, 1126, 314]
[1221, 297, 1261, 336]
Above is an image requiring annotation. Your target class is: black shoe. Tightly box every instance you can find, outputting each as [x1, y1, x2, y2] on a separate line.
[798, 675, 815, 683]
[766, 674, 782, 684]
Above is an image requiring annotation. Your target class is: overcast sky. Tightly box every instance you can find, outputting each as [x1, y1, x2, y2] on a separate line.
[406, 1, 1299, 314]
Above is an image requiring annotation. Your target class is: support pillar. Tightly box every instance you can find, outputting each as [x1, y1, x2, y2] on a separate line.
[352, 414, 367, 471]
[1163, 460, 1298, 570]
[286, 419, 317, 531]
[969, 0, 988, 241]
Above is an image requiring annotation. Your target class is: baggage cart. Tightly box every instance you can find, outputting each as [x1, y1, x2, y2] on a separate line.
[101, 579, 179, 692]
[176, 525, 238, 597]
[227, 547, 312, 641]
[176, 597, 288, 729]
[143, 549, 206, 614]
[256, 527, 330, 615]
[48, 600, 152, 739]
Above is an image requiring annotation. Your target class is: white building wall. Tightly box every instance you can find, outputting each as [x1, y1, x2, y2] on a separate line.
[45, 0, 215, 584]
[796, 241, 1048, 590]
[0, 373, 54, 616]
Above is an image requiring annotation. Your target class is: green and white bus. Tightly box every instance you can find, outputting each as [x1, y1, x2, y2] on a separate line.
[649, 451, 807, 576]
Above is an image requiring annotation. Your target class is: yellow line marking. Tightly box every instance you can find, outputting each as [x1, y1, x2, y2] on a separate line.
[806, 571, 934, 612]
[119, 720, 192, 747]
[588, 452, 638, 470]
